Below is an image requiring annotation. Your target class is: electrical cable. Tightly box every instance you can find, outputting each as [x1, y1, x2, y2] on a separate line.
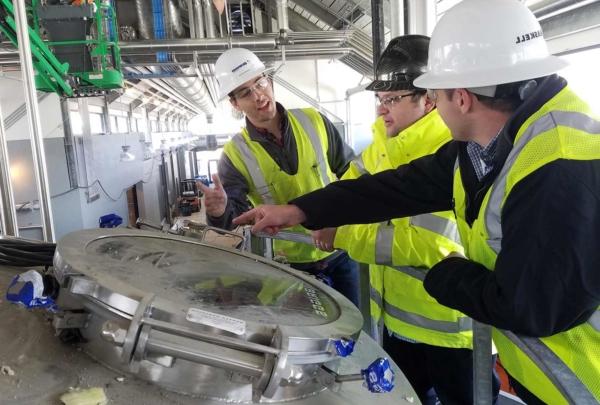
[0, 237, 55, 267]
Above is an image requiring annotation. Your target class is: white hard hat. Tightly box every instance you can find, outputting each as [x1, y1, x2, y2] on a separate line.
[414, 0, 568, 90]
[214, 48, 273, 100]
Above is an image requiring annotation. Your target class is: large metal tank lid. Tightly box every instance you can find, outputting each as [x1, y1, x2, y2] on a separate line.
[55, 229, 348, 327]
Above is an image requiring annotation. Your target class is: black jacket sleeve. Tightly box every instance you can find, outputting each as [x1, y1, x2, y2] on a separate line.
[424, 159, 600, 337]
[320, 113, 355, 178]
[291, 140, 459, 229]
[206, 154, 251, 230]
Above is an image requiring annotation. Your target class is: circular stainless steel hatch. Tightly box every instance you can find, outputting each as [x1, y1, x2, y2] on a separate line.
[40, 228, 419, 404]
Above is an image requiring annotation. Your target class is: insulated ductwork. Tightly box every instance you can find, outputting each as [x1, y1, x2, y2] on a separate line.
[135, 0, 185, 39]
[133, 0, 215, 120]
[135, 0, 153, 39]
[169, 66, 214, 122]
[167, 0, 186, 38]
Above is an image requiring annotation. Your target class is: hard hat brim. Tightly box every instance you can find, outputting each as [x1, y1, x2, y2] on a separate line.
[366, 80, 416, 92]
[414, 56, 568, 90]
[218, 66, 275, 101]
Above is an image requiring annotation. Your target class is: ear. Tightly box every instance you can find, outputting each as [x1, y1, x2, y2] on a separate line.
[454, 89, 473, 114]
[423, 93, 435, 114]
[229, 97, 241, 112]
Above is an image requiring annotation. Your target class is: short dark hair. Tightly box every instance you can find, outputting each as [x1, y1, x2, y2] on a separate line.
[444, 83, 523, 113]
[410, 89, 427, 103]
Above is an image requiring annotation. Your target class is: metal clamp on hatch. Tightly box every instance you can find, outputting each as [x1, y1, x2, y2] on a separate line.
[98, 293, 279, 400]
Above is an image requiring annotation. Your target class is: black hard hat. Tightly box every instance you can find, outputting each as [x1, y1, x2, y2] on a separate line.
[366, 35, 430, 92]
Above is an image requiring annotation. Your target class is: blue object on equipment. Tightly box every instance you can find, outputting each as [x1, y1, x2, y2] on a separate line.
[6, 269, 55, 310]
[99, 213, 123, 228]
[333, 337, 355, 357]
[361, 357, 395, 393]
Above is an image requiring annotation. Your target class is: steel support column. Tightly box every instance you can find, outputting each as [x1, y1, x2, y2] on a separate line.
[370, 0, 385, 71]
[13, 0, 55, 241]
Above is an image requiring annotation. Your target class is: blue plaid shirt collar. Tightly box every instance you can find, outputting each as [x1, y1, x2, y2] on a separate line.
[466, 131, 501, 181]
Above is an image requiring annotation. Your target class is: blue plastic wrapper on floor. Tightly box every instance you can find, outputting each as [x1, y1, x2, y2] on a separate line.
[361, 357, 395, 393]
[6, 269, 56, 310]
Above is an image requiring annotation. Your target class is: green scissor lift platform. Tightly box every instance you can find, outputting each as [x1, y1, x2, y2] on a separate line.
[0, 0, 123, 97]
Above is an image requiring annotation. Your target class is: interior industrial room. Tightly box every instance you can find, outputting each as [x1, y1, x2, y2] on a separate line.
[0, 0, 599, 404]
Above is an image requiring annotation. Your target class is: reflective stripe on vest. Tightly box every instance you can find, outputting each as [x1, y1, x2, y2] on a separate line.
[371, 281, 472, 333]
[290, 108, 331, 186]
[501, 330, 599, 404]
[455, 107, 600, 402]
[485, 111, 600, 254]
[375, 224, 394, 264]
[410, 213, 461, 244]
[375, 216, 461, 264]
[231, 109, 332, 205]
[231, 135, 275, 204]
[484, 111, 600, 333]
[352, 154, 368, 176]
[370, 284, 383, 308]
[590, 311, 600, 332]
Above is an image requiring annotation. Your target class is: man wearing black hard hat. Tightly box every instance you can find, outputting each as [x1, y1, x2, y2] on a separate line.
[312, 35, 500, 405]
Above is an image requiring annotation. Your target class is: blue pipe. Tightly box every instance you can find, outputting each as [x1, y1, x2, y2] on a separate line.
[152, 0, 169, 63]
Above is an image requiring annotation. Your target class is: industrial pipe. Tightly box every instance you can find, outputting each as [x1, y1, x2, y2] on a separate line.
[13, 0, 55, 242]
[202, 0, 217, 38]
[390, 0, 405, 38]
[0, 100, 18, 236]
[276, 0, 289, 32]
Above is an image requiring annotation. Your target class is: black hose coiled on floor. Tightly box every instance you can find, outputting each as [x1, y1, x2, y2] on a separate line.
[0, 237, 56, 267]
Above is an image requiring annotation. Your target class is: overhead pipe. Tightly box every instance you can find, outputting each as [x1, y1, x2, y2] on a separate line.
[121, 36, 278, 52]
[203, 0, 217, 38]
[135, 0, 153, 39]
[167, 0, 186, 38]
[276, 0, 289, 32]
[531, 0, 600, 21]
[406, 0, 435, 35]
[390, 0, 405, 38]
[186, 0, 196, 38]
[192, 0, 205, 38]
[13, 0, 55, 242]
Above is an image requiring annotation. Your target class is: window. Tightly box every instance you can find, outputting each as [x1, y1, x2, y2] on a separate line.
[110, 115, 118, 132]
[116, 116, 129, 133]
[69, 111, 83, 135]
[130, 118, 138, 132]
[89, 113, 104, 134]
[137, 118, 147, 133]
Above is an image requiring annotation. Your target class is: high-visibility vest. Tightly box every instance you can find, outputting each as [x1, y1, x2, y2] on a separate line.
[453, 86, 600, 404]
[223, 108, 336, 263]
[335, 111, 471, 348]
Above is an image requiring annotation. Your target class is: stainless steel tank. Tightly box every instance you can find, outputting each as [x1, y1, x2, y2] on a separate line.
[0, 228, 419, 404]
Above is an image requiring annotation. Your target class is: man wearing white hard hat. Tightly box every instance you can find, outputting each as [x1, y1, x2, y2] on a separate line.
[199, 47, 360, 308]
[232, 1, 600, 403]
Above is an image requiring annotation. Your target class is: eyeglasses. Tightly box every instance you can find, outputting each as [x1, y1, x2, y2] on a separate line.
[375, 92, 416, 108]
[232, 76, 270, 99]
[426, 89, 438, 102]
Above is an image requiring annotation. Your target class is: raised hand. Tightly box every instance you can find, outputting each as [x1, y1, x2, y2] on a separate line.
[197, 174, 227, 217]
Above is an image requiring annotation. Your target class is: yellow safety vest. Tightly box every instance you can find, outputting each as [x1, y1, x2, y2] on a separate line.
[223, 108, 337, 263]
[453, 86, 600, 404]
[335, 111, 471, 348]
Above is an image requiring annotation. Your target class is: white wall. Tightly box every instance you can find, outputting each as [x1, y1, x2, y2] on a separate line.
[560, 48, 600, 114]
